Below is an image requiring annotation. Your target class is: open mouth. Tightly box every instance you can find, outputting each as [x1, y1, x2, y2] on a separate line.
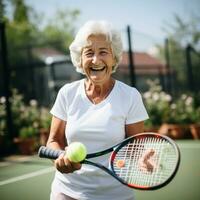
[90, 66, 106, 71]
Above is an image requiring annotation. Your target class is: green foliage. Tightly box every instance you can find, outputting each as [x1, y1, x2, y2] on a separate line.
[5, 0, 39, 65]
[39, 8, 80, 53]
[12, 0, 29, 23]
[143, 80, 172, 128]
[39, 107, 52, 130]
[168, 94, 200, 124]
[0, 0, 6, 21]
[143, 80, 200, 129]
[19, 126, 38, 139]
[4, 0, 80, 66]
[10, 89, 40, 138]
[0, 89, 52, 139]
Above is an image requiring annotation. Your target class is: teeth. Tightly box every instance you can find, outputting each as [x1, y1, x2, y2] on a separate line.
[91, 66, 105, 71]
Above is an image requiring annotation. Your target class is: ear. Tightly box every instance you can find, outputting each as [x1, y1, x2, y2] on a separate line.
[111, 56, 117, 70]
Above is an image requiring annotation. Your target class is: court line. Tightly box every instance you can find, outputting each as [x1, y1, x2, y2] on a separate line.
[178, 144, 200, 149]
[0, 167, 55, 186]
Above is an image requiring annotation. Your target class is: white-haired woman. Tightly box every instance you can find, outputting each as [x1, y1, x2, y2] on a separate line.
[47, 20, 149, 200]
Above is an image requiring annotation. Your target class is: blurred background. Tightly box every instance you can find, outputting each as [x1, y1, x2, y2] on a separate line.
[0, 1, 200, 200]
[0, 0, 200, 154]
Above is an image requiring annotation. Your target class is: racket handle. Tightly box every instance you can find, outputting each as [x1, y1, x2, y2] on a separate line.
[38, 146, 64, 159]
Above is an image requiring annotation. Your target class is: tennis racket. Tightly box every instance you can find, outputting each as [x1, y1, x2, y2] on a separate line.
[38, 132, 180, 190]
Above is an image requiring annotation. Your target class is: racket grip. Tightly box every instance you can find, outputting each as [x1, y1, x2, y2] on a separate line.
[38, 146, 64, 160]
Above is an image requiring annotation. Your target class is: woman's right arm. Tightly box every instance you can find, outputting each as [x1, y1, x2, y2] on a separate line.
[46, 116, 81, 173]
[46, 116, 67, 150]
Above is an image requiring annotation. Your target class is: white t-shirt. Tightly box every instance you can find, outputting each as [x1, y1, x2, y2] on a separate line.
[50, 79, 149, 200]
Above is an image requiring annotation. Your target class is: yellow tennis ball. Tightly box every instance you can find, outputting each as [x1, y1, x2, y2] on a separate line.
[66, 142, 87, 163]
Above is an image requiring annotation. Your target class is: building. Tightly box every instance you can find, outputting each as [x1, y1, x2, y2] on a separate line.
[114, 52, 169, 91]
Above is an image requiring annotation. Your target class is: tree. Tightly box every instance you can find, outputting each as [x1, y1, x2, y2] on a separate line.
[39, 8, 80, 53]
[12, 0, 29, 23]
[0, 0, 5, 22]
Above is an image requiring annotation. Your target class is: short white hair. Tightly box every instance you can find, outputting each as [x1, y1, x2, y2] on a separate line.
[69, 20, 123, 74]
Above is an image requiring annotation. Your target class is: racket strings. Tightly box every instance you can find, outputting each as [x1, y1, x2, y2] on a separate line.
[113, 137, 178, 187]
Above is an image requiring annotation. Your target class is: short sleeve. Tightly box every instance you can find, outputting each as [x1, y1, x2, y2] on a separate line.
[50, 87, 68, 121]
[125, 89, 149, 124]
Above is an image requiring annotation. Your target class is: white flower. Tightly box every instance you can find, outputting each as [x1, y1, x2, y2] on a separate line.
[20, 106, 26, 112]
[171, 103, 177, 109]
[185, 97, 193, 106]
[181, 94, 187, 100]
[143, 92, 151, 99]
[33, 122, 39, 128]
[29, 99, 38, 106]
[165, 94, 172, 102]
[152, 93, 159, 101]
[0, 97, 6, 104]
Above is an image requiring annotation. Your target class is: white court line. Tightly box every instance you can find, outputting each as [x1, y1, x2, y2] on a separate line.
[0, 167, 55, 186]
[178, 144, 200, 149]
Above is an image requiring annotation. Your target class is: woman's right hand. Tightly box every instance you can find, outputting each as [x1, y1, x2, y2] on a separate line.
[54, 152, 82, 174]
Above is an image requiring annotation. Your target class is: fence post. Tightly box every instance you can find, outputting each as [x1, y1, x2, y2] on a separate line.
[165, 38, 172, 94]
[127, 25, 136, 87]
[0, 22, 14, 141]
[185, 44, 194, 93]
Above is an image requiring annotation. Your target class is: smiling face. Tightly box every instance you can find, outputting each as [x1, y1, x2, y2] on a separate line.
[81, 34, 116, 85]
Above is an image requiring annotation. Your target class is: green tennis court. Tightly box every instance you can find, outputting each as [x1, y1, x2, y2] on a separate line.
[0, 140, 200, 200]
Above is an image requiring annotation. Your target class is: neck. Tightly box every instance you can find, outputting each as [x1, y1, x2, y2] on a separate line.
[84, 78, 115, 104]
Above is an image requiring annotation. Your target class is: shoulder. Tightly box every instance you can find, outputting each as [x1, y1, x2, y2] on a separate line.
[58, 79, 82, 96]
[55, 79, 82, 104]
[116, 80, 141, 97]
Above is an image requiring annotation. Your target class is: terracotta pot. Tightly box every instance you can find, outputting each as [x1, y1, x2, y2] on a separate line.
[14, 137, 37, 155]
[158, 123, 185, 139]
[189, 124, 200, 139]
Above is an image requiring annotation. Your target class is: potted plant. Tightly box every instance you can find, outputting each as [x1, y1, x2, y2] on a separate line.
[11, 90, 40, 154]
[143, 80, 172, 132]
[13, 126, 38, 154]
[1, 89, 53, 154]
[143, 80, 190, 139]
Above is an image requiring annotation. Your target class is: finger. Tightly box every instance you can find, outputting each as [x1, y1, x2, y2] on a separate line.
[54, 153, 67, 172]
[72, 162, 81, 170]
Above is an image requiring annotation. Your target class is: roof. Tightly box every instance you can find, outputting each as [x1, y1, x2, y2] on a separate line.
[119, 52, 168, 75]
[32, 48, 70, 64]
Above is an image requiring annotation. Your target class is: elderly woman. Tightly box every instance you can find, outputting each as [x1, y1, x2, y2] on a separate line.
[47, 20, 149, 200]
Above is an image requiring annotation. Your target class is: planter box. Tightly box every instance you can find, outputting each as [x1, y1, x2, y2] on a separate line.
[158, 123, 185, 139]
[14, 137, 37, 155]
[190, 124, 200, 139]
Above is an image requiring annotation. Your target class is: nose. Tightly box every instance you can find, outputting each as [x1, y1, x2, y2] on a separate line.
[92, 54, 101, 65]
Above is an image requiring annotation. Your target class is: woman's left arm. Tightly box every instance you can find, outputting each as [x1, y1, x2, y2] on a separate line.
[125, 121, 145, 138]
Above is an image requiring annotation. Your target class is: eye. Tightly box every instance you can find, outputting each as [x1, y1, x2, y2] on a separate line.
[100, 51, 108, 56]
[84, 51, 94, 57]
[86, 52, 93, 57]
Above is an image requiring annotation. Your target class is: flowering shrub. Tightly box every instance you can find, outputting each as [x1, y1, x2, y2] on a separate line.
[143, 80, 200, 129]
[169, 94, 200, 124]
[39, 107, 52, 130]
[143, 80, 172, 129]
[0, 89, 51, 139]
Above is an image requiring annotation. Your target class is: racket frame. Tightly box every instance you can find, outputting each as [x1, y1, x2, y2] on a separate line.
[109, 132, 181, 190]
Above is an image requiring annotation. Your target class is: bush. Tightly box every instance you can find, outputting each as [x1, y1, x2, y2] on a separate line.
[0, 89, 52, 139]
[143, 80, 200, 129]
